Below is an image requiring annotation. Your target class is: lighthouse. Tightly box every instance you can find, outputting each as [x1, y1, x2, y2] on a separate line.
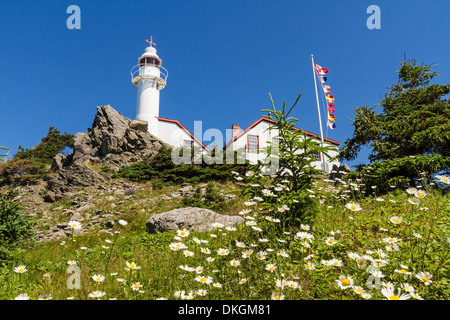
[130, 37, 168, 138]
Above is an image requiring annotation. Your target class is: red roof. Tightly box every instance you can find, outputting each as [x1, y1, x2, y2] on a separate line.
[224, 116, 340, 149]
[156, 117, 210, 151]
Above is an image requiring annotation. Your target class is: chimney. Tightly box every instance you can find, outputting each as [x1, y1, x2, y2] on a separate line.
[232, 123, 241, 139]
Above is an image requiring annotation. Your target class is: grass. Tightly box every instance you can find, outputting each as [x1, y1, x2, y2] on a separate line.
[0, 174, 449, 300]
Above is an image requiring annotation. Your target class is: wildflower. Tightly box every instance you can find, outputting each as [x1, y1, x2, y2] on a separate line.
[413, 232, 422, 239]
[116, 278, 124, 282]
[436, 175, 450, 184]
[347, 252, 359, 260]
[212, 282, 222, 288]
[300, 224, 310, 231]
[408, 198, 420, 205]
[353, 286, 364, 295]
[226, 226, 237, 231]
[361, 292, 372, 299]
[372, 259, 388, 267]
[256, 251, 267, 260]
[300, 241, 311, 248]
[183, 250, 194, 257]
[410, 293, 423, 300]
[381, 287, 410, 300]
[195, 276, 213, 284]
[375, 197, 384, 202]
[174, 290, 185, 298]
[125, 261, 141, 270]
[305, 263, 316, 270]
[395, 266, 412, 275]
[177, 229, 190, 237]
[369, 270, 385, 278]
[277, 250, 289, 258]
[245, 171, 255, 177]
[169, 242, 187, 251]
[179, 265, 195, 272]
[390, 216, 402, 225]
[258, 238, 269, 243]
[206, 257, 215, 263]
[276, 279, 287, 288]
[295, 231, 314, 241]
[336, 275, 354, 289]
[230, 259, 240, 267]
[14, 266, 27, 274]
[92, 274, 105, 283]
[196, 289, 207, 296]
[241, 250, 253, 259]
[265, 264, 277, 273]
[415, 272, 432, 285]
[331, 259, 343, 267]
[38, 294, 53, 300]
[212, 222, 224, 229]
[43, 273, 51, 280]
[217, 248, 230, 256]
[414, 190, 427, 199]
[382, 237, 401, 244]
[345, 203, 362, 211]
[68, 220, 82, 230]
[322, 260, 332, 267]
[131, 282, 142, 291]
[325, 237, 337, 246]
[239, 278, 247, 284]
[271, 293, 285, 300]
[401, 283, 415, 293]
[87, 291, 105, 299]
[14, 293, 30, 300]
[406, 187, 417, 195]
[286, 281, 299, 289]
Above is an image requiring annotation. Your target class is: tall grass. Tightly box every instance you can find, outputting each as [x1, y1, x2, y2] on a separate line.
[1, 173, 448, 300]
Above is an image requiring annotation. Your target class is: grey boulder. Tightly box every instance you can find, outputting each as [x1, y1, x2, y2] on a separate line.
[146, 207, 244, 233]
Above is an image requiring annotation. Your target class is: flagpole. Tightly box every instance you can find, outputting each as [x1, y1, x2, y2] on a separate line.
[311, 54, 326, 172]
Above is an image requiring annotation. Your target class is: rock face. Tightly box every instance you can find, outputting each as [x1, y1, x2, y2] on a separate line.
[146, 207, 244, 234]
[63, 105, 171, 168]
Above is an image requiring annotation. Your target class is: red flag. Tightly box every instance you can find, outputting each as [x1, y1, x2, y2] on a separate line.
[322, 84, 331, 93]
[315, 63, 329, 75]
[327, 103, 335, 112]
[325, 94, 335, 103]
[328, 112, 336, 122]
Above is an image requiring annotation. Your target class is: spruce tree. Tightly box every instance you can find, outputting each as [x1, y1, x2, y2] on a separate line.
[339, 59, 450, 193]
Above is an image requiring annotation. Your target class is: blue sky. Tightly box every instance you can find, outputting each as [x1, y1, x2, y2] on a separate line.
[1, 0, 449, 168]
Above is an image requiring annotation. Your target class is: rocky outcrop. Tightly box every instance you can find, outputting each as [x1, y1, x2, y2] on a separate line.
[146, 207, 244, 234]
[44, 164, 108, 202]
[57, 104, 171, 169]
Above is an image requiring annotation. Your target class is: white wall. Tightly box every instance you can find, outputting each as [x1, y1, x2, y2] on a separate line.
[226, 120, 340, 173]
[157, 120, 203, 149]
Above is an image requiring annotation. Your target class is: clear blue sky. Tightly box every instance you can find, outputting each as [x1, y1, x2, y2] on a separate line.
[1, 0, 449, 168]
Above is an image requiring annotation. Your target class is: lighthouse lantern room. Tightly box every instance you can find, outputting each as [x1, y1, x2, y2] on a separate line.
[131, 37, 168, 138]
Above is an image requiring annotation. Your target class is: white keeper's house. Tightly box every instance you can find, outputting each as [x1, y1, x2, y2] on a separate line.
[130, 40, 340, 173]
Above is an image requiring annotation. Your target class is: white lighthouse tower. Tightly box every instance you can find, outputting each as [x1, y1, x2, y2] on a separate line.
[130, 37, 168, 138]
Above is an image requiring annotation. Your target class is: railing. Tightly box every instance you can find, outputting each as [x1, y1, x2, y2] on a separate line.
[130, 64, 168, 86]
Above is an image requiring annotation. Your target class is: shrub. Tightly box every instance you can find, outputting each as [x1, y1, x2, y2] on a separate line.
[0, 189, 35, 262]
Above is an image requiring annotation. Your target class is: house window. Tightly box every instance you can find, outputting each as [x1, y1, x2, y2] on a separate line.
[184, 140, 194, 148]
[247, 135, 259, 153]
[272, 137, 282, 145]
[312, 152, 321, 161]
